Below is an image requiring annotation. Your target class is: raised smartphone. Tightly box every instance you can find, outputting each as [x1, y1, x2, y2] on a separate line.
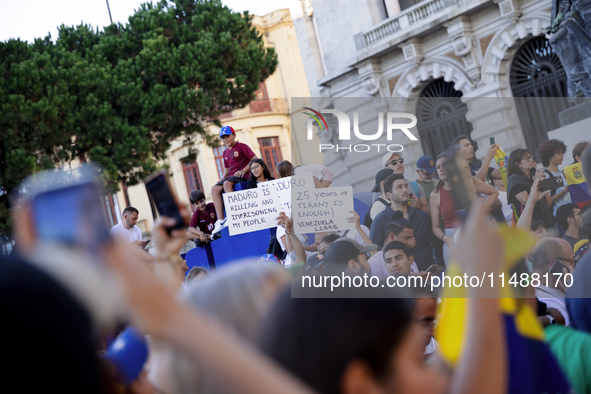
[144, 170, 188, 233]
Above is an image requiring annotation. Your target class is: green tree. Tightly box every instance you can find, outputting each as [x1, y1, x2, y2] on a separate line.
[0, 0, 277, 241]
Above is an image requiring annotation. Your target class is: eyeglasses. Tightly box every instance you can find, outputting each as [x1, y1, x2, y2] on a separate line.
[251, 164, 261, 170]
[387, 158, 404, 166]
[521, 156, 534, 162]
[556, 151, 565, 156]
[420, 169, 434, 176]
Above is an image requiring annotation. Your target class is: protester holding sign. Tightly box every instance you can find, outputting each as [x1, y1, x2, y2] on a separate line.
[246, 158, 275, 189]
[222, 187, 281, 236]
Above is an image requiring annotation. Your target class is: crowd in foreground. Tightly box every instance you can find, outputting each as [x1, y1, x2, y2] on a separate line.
[2, 128, 591, 394]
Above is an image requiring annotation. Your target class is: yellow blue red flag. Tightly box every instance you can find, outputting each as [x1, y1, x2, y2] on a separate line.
[564, 162, 590, 209]
[436, 226, 572, 393]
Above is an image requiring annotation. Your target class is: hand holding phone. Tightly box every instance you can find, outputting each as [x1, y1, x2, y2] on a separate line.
[425, 264, 441, 275]
[144, 171, 188, 233]
[540, 176, 564, 192]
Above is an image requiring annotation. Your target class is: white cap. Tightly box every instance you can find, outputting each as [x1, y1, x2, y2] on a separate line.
[382, 151, 403, 168]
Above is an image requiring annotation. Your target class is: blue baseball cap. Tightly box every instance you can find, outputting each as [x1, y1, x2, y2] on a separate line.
[103, 327, 148, 386]
[219, 125, 235, 138]
[416, 155, 437, 174]
[259, 254, 281, 265]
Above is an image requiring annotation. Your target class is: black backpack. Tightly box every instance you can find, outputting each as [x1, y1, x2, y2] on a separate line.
[543, 169, 559, 197]
[267, 235, 287, 260]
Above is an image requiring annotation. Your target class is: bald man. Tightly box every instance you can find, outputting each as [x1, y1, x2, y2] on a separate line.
[530, 237, 575, 326]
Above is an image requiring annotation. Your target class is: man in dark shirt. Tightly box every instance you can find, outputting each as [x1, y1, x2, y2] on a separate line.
[188, 190, 217, 244]
[369, 173, 443, 270]
[556, 203, 585, 248]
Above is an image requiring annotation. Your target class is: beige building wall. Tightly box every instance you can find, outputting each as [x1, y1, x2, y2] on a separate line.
[115, 9, 323, 234]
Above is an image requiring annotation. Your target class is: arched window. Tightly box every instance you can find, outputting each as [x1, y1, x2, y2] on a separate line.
[510, 36, 568, 159]
[416, 79, 474, 158]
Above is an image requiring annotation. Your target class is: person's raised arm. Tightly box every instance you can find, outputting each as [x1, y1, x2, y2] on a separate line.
[474, 144, 498, 182]
[516, 178, 549, 230]
[448, 199, 506, 394]
[106, 216, 314, 394]
[277, 213, 306, 267]
[473, 176, 499, 212]
[346, 211, 376, 256]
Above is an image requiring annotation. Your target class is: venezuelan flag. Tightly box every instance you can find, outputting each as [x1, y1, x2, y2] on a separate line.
[564, 162, 591, 209]
[574, 239, 589, 259]
[436, 226, 572, 394]
[494, 146, 509, 191]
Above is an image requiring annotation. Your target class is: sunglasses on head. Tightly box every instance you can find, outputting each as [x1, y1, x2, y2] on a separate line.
[388, 158, 404, 166]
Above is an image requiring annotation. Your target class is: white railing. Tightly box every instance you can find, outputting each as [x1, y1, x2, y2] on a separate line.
[363, 0, 450, 47]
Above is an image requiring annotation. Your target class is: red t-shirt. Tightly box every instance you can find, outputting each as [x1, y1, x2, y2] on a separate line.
[189, 203, 217, 234]
[223, 142, 255, 179]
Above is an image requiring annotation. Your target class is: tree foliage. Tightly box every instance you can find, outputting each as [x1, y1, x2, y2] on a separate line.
[0, 0, 277, 240]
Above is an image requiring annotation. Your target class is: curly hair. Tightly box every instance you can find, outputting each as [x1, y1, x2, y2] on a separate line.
[538, 139, 567, 167]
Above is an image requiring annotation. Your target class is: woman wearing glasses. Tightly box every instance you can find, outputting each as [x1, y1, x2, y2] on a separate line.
[245, 158, 275, 189]
[507, 148, 555, 228]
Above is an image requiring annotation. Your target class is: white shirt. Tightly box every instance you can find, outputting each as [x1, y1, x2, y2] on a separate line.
[110, 222, 142, 243]
[424, 337, 438, 355]
[535, 285, 570, 326]
[339, 226, 371, 245]
[370, 199, 389, 220]
[497, 190, 513, 225]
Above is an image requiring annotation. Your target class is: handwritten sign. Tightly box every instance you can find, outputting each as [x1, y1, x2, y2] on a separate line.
[293, 186, 355, 233]
[257, 173, 313, 217]
[223, 187, 281, 236]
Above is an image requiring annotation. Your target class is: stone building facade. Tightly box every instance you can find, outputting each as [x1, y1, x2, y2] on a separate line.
[290, 0, 570, 191]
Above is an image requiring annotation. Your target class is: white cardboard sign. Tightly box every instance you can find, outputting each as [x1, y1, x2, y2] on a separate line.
[223, 187, 281, 236]
[258, 178, 292, 216]
[293, 186, 355, 234]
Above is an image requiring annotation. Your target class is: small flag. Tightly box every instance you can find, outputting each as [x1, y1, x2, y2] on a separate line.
[564, 162, 591, 209]
[494, 146, 509, 191]
[436, 226, 572, 393]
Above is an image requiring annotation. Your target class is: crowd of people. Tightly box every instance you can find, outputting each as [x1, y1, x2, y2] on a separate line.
[3, 125, 591, 394]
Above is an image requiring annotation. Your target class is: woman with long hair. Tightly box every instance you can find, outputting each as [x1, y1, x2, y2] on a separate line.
[276, 160, 294, 178]
[245, 158, 275, 189]
[507, 148, 554, 228]
[430, 151, 499, 264]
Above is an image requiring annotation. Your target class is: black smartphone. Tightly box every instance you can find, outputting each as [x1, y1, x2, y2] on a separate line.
[549, 260, 568, 276]
[30, 171, 111, 253]
[144, 171, 188, 233]
[490, 137, 495, 145]
[444, 155, 474, 222]
[540, 176, 564, 191]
